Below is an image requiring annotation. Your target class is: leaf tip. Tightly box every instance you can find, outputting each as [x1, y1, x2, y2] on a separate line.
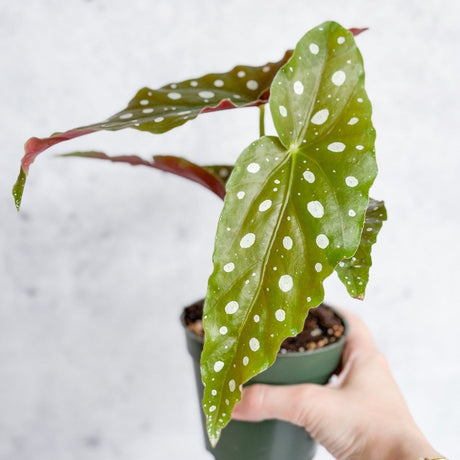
[206, 421, 222, 447]
[354, 294, 365, 301]
[349, 27, 369, 37]
[12, 167, 27, 211]
[209, 434, 219, 448]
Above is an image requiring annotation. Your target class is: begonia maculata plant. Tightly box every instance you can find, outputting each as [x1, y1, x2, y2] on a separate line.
[13, 21, 386, 445]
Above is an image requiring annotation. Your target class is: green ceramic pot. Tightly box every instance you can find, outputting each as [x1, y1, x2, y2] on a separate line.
[182, 304, 347, 460]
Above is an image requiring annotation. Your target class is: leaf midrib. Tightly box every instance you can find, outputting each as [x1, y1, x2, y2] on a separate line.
[207, 147, 293, 436]
[233, 150, 294, 355]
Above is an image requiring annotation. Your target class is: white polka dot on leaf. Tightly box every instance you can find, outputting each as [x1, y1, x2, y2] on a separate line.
[225, 301, 239, 314]
[279, 275, 293, 292]
[309, 43, 319, 54]
[316, 234, 329, 249]
[198, 91, 215, 99]
[214, 361, 224, 372]
[247, 163, 260, 173]
[307, 201, 324, 218]
[311, 109, 329, 125]
[249, 338, 260, 351]
[240, 233, 256, 248]
[283, 236, 293, 250]
[331, 70, 346, 86]
[327, 142, 346, 152]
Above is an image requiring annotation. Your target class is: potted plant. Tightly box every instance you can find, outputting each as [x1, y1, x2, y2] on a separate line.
[13, 21, 386, 459]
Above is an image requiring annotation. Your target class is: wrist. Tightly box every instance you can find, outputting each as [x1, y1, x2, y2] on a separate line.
[416, 458, 447, 460]
[363, 423, 441, 460]
[388, 428, 442, 460]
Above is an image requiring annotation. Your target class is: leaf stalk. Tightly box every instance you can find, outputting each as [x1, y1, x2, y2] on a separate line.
[259, 105, 265, 137]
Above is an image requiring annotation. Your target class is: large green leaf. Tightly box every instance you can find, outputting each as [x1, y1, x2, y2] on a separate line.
[201, 21, 376, 445]
[335, 198, 387, 299]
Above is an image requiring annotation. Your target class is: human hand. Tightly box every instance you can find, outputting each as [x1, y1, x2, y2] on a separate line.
[232, 309, 442, 460]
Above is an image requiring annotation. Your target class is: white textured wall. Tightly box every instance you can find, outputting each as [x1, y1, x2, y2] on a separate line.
[1, 1, 459, 459]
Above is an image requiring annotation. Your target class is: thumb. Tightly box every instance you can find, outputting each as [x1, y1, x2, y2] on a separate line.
[232, 383, 335, 431]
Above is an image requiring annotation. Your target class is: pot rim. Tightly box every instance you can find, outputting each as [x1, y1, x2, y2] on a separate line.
[181, 303, 348, 359]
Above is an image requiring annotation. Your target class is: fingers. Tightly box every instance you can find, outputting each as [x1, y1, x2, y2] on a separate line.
[232, 383, 331, 429]
[231, 310, 377, 429]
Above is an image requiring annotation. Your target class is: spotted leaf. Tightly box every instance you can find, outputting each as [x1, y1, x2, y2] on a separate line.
[202, 21, 377, 445]
[59, 150, 232, 199]
[336, 198, 387, 299]
[12, 53, 292, 210]
[13, 29, 370, 211]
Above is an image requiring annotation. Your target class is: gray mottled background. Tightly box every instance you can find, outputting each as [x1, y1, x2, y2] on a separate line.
[1, 1, 459, 459]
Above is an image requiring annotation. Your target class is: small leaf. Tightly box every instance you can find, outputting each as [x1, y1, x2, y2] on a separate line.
[12, 52, 292, 209]
[95, 52, 292, 135]
[60, 151, 231, 199]
[202, 21, 377, 445]
[335, 198, 387, 299]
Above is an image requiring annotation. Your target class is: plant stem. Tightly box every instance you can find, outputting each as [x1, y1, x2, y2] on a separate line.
[259, 105, 265, 137]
